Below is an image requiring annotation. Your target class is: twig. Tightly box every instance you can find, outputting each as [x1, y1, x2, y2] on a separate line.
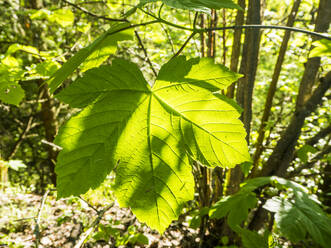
[173, 32, 197, 58]
[202, 25, 331, 40]
[134, 31, 158, 77]
[78, 196, 99, 213]
[34, 189, 51, 248]
[160, 23, 175, 54]
[74, 204, 114, 248]
[62, 0, 128, 22]
[138, 9, 331, 40]
[41, 139, 63, 151]
[7, 116, 34, 160]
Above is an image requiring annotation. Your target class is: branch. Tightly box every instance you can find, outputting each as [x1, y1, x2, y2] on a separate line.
[288, 145, 331, 178]
[74, 204, 114, 248]
[258, 71, 331, 177]
[134, 31, 158, 77]
[305, 124, 331, 147]
[173, 32, 197, 58]
[62, 0, 128, 22]
[138, 8, 331, 40]
[7, 116, 34, 160]
[201, 25, 331, 40]
[34, 189, 52, 248]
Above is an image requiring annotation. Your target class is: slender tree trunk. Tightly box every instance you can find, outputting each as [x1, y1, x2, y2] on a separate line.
[200, 14, 206, 57]
[37, 83, 58, 185]
[251, 0, 302, 176]
[226, 0, 245, 98]
[236, 0, 262, 140]
[225, 0, 262, 196]
[296, 0, 331, 110]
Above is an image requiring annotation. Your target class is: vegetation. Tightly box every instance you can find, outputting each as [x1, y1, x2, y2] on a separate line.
[0, 0, 330, 247]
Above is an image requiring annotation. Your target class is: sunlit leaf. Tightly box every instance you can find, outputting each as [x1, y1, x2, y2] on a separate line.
[49, 9, 75, 28]
[55, 57, 250, 232]
[264, 194, 331, 248]
[47, 23, 133, 93]
[309, 39, 331, 58]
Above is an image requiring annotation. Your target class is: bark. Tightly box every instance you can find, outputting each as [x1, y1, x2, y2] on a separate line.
[207, 9, 218, 58]
[200, 14, 206, 57]
[236, 0, 262, 141]
[251, 0, 301, 175]
[225, 0, 262, 195]
[38, 80, 58, 185]
[296, 0, 331, 110]
[226, 0, 246, 98]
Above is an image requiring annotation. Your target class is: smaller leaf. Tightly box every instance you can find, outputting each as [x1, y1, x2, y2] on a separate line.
[6, 44, 39, 56]
[49, 9, 75, 28]
[0, 82, 25, 106]
[48, 23, 133, 93]
[209, 191, 257, 228]
[297, 144, 317, 163]
[234, 226, 268, 248]
[264, 195, 331, 248]
[309, 39, 331, 58]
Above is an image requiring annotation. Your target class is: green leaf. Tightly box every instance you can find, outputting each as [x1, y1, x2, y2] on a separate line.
[309, 39, 331, 58]
[297, 144, 318, 163]
[209, 191, 257, 228]
[49, 9, 75, 28]
[47, 23, 133, 93]
[5, 43, 39, 56]
[0, 63, 25, 106]
[55, 57, 250, 232]
[139, 0, 242, 13]
[264, 195, 331, 248]
[0, 82, 25, 106]
[29, 9, 51, 20]
[234, 227, 268, 248]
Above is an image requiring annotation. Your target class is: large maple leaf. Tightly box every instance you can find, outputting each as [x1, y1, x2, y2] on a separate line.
[55, 56, 250, 232]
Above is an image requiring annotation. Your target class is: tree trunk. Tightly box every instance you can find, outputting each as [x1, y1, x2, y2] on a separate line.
[251, 0, 301, 175]
[226, 0, 245, 98]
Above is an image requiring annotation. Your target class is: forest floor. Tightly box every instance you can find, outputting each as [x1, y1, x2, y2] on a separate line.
[0, 185, 200, 248]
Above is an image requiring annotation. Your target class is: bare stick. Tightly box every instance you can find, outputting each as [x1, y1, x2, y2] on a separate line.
[74, 204, 114, 248]
[134, 31, 158, 77]
[173, 32, 197, 58]
[62, 0, 128, 22]
[34, 189, 51, 247]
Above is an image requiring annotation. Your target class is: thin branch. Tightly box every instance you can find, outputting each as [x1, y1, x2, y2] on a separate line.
[34, 189, 51, 248]
[134, 31, 158, 77]
[138, 8, 331, 40]
[74, 204, 114, 248]
[158, 3, 165, 18]
[288, 145, 331, 178]
[78, 196, 99, 213]
[201, 25, 331, 40]
[173, 32, 197, 58]
[62, 0, 128, 22]
[7, 116, 34, 160]
[160, 23, 175, 54]
[41, 139, 63, 151]
[193, 12, 199, 29]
